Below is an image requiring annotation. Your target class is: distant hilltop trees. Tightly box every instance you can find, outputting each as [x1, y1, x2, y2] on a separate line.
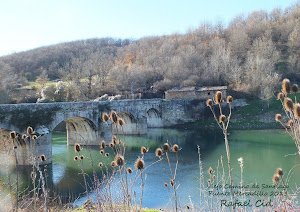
[0, 3, 299, 103]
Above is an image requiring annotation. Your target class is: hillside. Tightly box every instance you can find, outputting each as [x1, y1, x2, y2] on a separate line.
[0, 3, 299, 103]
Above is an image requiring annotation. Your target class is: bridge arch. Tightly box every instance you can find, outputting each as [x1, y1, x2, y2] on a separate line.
[147, 108, 163, 127]
[49, 111, 99, 132]
[112, 111, 137, 134]
[53, 116, 99, 146]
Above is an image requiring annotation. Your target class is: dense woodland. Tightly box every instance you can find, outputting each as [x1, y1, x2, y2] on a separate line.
[0, 3, 299, 103]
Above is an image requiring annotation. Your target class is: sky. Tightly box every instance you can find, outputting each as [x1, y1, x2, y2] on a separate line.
[0, 0, 297, 56]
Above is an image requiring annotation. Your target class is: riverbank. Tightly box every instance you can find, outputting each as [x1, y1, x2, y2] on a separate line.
[177, 95, 299, 130]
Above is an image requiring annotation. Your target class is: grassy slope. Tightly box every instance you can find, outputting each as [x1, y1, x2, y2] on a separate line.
[19, 81, 57, 90]
[189, 93, 300, 129]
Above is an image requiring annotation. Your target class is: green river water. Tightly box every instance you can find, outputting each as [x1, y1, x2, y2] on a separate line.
[0, 128, 299, 210]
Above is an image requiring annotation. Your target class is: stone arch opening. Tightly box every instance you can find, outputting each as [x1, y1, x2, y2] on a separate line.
[147, 108, 163, 127]
[53, 116, 99, 146]
[50, 117, 100, 185]
[112, 111, 141, 134]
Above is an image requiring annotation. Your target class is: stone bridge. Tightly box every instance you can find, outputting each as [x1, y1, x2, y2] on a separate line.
[0, 99, 207, 165]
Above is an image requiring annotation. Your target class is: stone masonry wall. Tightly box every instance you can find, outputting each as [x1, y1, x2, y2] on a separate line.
[165, 90, 227, 100]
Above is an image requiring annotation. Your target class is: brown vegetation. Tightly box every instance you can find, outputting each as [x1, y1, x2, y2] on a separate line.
[0, 4, 299, 103]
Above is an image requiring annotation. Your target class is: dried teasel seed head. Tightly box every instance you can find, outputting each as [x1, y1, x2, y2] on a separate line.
[102, 112, 109, 122]
[114, 154, 125, 166]
[272, 174, 280, 184]
[112, 135, 117, 145]
[109, 142, 114, 148]
[118, 118, 125, 126]
[74, 156, 78, 161]
[32, 135, 37, 140]
[109, 110, 118, 124]
[219, 115, 226, 123]
[141, 146, 148, 154]
[155, 148, 163, 157]
[80, 155, 84, 160]
[206, 99, 213, 107]
[213, 175, 216, 179]
[284, 97, 293, 111]
[208, 167, 213, 175]
[170, 179, 174, 187]
[40, 155, 46, 162]
[134, 158, 145, 170]
[22, 134, 27, 140]
[277, 92, 284, 100]
[226, 96, 233, 104]
[215, 91, 222, 104]
[162, 143, 170, 152]
[105, 153, 109, 157]
[288, 120, 293, 127]
[110, 161, 116, 167]
[98, 162, 103, 167]
[294, 103, 300, 119]
[282, 78, 291, 95]
[186, 205, 190, 210]
[27, 126, 33, 135]
[127, 167, 133, 174]
[172, 144, 179, 152]
[207, 179, 211, 183]
[100, 141, 106, 149]
[10, 131, 16, 139]
[276, 168, 283, 177]
[100, 150, 105, 155]
[74, 143, 82, 152]
[164, 183, 168, 187]
[275, 114, 282, 122]
[292, 84, 299, 93]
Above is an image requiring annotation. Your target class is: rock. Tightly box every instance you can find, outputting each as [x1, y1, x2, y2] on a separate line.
[94, 94, 109, 101]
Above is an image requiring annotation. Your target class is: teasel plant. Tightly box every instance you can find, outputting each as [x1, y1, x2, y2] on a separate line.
[270, 167, 297, 211]
[156, 142, 181, 212]
[70, 110, 161, 211]
[37, 154, 48, 212]
[9, 131, 19, 211]
[25, 126, 40, 212]
[275, 78, 300, 155]
[29, 128, 49, 212]
[73, 143, 90, 201]
[74, 132, 102, 208]
[9, 127, 49, 212]
[98, 110, 130, 211]
[206, 91, 234, 203]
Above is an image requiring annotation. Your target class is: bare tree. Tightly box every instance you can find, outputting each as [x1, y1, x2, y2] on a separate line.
[244, 36, 280, 99]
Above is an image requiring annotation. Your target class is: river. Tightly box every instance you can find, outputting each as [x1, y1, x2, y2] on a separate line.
[1, 128, 299, 210]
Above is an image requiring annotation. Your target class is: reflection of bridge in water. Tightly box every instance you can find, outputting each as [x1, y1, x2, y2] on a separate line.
[0, 99, 206, 164]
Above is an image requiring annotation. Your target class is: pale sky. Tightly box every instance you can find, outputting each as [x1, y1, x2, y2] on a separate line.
[0, 0, 297, 56]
